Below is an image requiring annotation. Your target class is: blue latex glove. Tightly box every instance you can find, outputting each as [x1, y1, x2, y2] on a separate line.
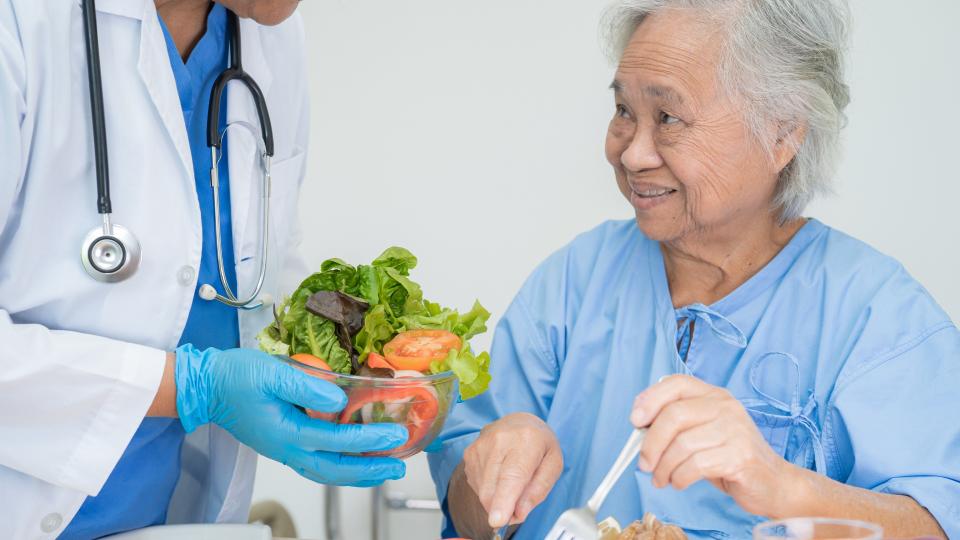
[175, 345, 408, 487]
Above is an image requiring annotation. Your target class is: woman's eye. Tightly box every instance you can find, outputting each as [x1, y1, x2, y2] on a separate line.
[659, 111, 681, 125]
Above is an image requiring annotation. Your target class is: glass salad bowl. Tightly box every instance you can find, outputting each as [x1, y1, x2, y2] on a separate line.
[282, 355, 458, 459]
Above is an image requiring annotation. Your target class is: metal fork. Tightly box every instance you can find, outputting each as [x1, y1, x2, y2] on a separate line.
[544, 428, 648, 540]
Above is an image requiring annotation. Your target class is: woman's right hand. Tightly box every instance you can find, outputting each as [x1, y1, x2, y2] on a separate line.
[462, 412, 563, 529]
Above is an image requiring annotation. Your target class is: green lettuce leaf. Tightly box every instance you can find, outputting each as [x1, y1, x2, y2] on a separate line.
[450, 301, 490, 341]
[431, 346, 492, 400]
[289, 314, 352, 373]
[398, 300, 490, 341]
[294, 258, 362, 298]
[370, 247, 423, 316]
[273, 291, 353, 373]
[357, 264, 380, 305]
[256, 325, 289, 356]
[381, 267, 424, 317]
[372, 247, 418, 275]
[354, 304, 398, 363]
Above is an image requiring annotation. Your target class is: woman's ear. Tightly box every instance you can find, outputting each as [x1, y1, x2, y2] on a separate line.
[772, 120, 807, 173]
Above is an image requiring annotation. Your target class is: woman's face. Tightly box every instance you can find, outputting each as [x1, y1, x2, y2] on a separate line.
[216, 0, 299, 25]
[605, 9, 792, 243]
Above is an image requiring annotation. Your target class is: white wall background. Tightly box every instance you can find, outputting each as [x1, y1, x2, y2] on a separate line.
[252, 1, 960, 538]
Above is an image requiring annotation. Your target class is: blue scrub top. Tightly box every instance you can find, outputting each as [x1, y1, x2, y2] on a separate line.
[62, 6, 239, 538]
[429, 218, 960, 539]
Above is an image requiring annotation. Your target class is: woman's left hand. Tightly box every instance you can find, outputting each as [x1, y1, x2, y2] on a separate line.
[631, 375, 795, 517]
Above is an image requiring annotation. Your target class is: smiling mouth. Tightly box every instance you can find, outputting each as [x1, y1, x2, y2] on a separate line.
[632, 187, 677, 198]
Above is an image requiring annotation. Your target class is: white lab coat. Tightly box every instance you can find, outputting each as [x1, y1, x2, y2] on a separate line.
[0, 1, 310, 538]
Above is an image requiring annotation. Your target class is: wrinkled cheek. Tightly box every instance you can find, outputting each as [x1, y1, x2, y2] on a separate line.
[681, 163, 740, 222]
[669, 132, 760, 212]
[657, 150, 705, 225]
[673, 177, 713, 227]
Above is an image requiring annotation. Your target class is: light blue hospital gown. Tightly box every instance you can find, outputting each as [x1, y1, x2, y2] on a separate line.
[429, 218, 960, 539]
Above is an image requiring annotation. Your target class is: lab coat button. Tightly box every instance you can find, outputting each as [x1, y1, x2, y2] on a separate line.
[177, 266, 196, 286]
[40, 513, 62, 533]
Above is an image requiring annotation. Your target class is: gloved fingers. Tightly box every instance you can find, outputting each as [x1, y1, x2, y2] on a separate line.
[270, 364, 348, 413]
[283, 414, 409, 454]
[287, 450, 406, 486]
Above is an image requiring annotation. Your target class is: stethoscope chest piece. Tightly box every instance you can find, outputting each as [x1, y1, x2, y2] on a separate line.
[78, 0, 269, 305]
[81, 220, 141, 283]
[79, 0, 141, 284]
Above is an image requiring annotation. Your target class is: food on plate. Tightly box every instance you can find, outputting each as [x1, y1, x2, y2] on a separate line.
[598, 513, 688, 540]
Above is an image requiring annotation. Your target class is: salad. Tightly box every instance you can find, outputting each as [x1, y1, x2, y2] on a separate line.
[257, 247, 492, 455]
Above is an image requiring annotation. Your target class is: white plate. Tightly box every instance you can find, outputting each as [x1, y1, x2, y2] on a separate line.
[103, 524, 273, 540]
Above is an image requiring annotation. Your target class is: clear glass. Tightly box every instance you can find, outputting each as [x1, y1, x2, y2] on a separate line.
[283, 356, 458, 459]
[754, 518, 883, 540]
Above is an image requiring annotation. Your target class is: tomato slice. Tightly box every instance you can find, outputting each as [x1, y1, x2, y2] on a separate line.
[383, 330, 462, 372]
[338, 384, 439, 457]
[366, 352, 393, 370]
[289, 353, 338, 421]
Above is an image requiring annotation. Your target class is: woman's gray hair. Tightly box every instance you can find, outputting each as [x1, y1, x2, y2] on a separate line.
[602, 0, 851, 220]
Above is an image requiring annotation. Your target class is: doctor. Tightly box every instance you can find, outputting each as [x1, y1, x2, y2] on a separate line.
[0, 1, 407, 538]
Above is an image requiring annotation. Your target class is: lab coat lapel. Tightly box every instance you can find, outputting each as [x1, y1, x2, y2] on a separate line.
[227, 19, 274, 266]
[97, 0, 145, 20]
[132, 1, 196, 184]
[93, 0, 145, 20]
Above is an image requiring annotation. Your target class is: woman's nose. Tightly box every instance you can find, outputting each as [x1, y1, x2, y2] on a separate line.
[620, 126, 663, 173]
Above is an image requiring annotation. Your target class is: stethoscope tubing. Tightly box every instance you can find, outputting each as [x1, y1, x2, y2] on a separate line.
[207, 11, 275, 158]
[80, 0, 274, 308]
[81, 0, 112, 215]
[205, 145, 272, 310]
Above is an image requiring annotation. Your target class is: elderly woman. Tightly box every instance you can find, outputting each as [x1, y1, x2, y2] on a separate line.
[428, 1, 959, 539]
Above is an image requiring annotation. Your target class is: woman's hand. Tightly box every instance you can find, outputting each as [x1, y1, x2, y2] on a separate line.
[462, 412, 563, 529]
[631, 375, 792, 516]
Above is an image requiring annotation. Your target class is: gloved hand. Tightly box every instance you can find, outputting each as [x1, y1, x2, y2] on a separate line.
[175, 345, 407, 487]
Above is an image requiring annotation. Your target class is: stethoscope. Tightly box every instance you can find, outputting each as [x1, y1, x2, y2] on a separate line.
[79, 0, 273, 310]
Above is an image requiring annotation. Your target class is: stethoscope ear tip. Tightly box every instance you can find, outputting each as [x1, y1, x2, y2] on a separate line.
[199, 284, 218, 301]
[198, 285, 273, 311]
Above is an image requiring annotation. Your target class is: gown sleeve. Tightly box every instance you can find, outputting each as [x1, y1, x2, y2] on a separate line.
[427, 255, 567, 536]
[827, 322, 960, 538]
